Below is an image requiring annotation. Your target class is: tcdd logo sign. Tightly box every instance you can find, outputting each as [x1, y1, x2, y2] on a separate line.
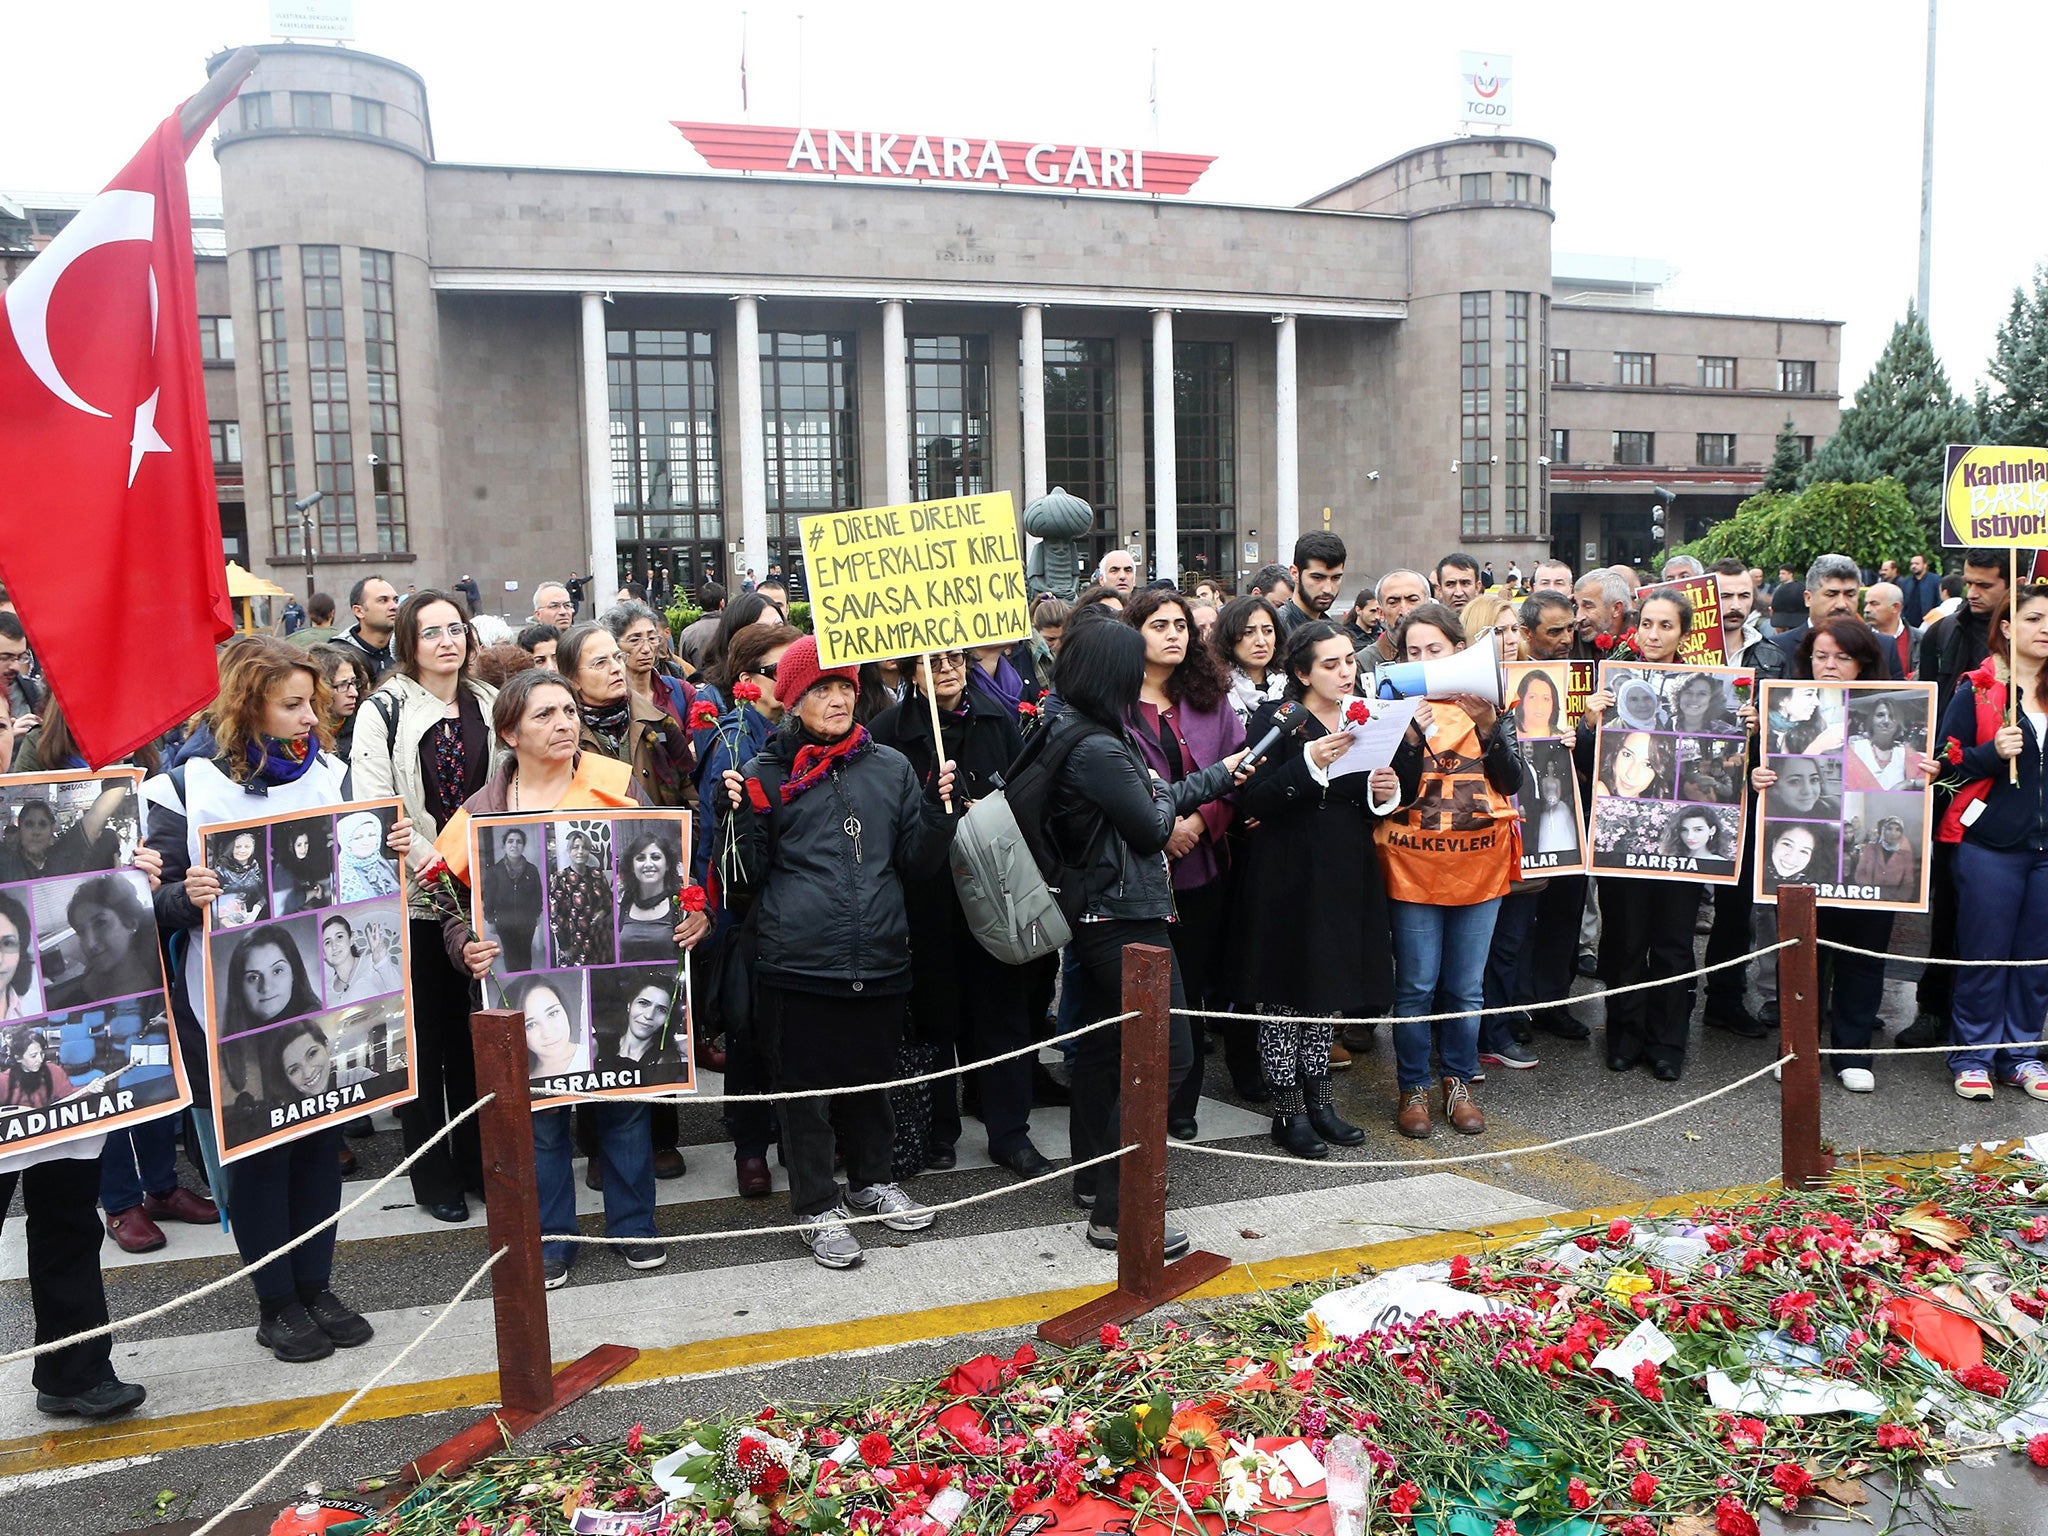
[1458, 50, 1514, 126]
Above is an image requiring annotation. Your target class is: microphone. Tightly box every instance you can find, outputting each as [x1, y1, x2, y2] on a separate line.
[1240, 699, 1310, 772]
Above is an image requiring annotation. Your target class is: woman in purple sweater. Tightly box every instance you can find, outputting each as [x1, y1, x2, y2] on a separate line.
[1124, 588, 1254, 1135]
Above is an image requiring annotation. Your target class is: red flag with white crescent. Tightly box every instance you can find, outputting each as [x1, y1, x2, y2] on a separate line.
[0, 108, 234, 767]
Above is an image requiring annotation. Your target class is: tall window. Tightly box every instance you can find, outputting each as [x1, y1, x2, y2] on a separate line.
[1505, 172, 1531, 201]
[253, 247, 298, 556]
[1502, 293, 1531, 536]
[1549, 429, 1569, 462]
[1613, 431, 1654, 465]
[1549, 348, 1570, 384]
[360, 250, 409, 553]
[291, 92, 332, 129]
[761, 332, 859, 582]
[301, 246, 355, 554]
[1697, 355, 1736, 389]
[1538, 178, 1552, 207]
[350, 98, 385, 136]
[241, 94, 272, 130]
[198, 316, 234, 362]
[1613, 352, 1653, 386]
[1460, 292, 1491, 537]
[607, 328, 719, 588]
[909, 335, 990, 502]
[1539, 294, 1551, 534]
[1797, 435, 1815, 460]
[210, 421, 242, 465]
[1777, 359, 1815, 393]
[1042, 339, 1117, 569]
[1458, 173, 1491, 202]
[1144, 342, 1236, 579]
[1696, 433, 1738, 467]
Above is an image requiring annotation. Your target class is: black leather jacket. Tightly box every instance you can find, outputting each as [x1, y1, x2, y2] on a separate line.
[1045, 712, 1236, 922]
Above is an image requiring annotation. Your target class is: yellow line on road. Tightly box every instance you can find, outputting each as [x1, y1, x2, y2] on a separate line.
[0, 1178, 1783, 1479]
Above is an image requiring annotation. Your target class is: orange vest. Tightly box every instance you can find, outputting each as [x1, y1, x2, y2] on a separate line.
[1374, 704, 1520, 906]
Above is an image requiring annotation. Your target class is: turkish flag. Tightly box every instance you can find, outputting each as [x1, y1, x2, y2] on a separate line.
[0, 107, 233, 767]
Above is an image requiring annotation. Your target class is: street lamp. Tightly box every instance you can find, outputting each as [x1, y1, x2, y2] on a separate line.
[292, 491, 323, 601]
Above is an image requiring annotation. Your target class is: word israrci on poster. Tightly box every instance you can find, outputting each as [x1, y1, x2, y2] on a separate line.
[1588, 662, 1752, 886]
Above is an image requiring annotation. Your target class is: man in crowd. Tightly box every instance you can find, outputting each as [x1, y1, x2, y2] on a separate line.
[1098, 549, 1138, 601]
[530, 581, 576, 632]
[1877, 559, 1899, 585]
[453, 574, 483, 614]
[1433, 553, 1480, 610]
[676, 582, 726, 670]
[756, 578, 789, 618]
[1519, 590, 1577, 665]
[335, 576, 400, 679]
[1572, 568, 1631, 658]
[0, 612, 45, 722]
[287, 593, 339, 649]
[1900, 552, 1943, 628]
[482, 828, 545, 972]
[1248, 564, 1295, 608]
[1277, 532, 1346, 635]
[1771, 555, 1901, 678]
[1532, 559, 1575, 594]
[1659, 554, 1704, 581]
[1355, 569, 1429, 691]
[1863, 581, 1917, 676]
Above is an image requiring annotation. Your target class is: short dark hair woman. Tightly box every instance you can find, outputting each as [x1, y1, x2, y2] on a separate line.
[218, 923, 323, 1038]
[65, 872, 163, 1006]
[616, 825, 684, 963]
[1212, 594, 1285, 729]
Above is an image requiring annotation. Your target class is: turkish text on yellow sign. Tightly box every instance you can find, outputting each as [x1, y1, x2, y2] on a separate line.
[1941, 445, 2048, 548]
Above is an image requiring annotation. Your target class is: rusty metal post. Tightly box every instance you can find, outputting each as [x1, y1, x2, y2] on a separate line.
[1040, 943, 1229, 1347]
[472, 1008, 551, 1413]
[1777, 885, 1827, 1190]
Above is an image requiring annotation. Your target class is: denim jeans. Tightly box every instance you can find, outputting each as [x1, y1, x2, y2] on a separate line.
[1950, 840, 2048, 1079]
[99, 1113, 181, 1216]
[533, 1103, 655, 1267]
[1389, 899, 1501, 1090]
[1479, 889, 1540, 1057]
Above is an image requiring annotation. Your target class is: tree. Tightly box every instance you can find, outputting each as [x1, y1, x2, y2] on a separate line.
[1674, 479, 1925, 575]
[1765, 418, 1805, 493]
[1976, 263, 2048, 447]
[1802, 306, 1974, 542]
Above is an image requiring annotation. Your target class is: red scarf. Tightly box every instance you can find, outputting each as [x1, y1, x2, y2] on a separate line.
[745, 724, 873, 811]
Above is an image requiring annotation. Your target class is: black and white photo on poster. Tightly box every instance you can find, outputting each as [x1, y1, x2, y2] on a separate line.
[269, 813, 335, 915]
[1515, 737, 1586, 875]
[218, 996, 412, 1148]
[0, 771, 140, 883]
[477, 820, 548, 973]
[1588, 661, 1750, 885]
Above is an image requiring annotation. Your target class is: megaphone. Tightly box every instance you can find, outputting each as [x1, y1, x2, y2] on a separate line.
[1375, 631, 1505, 706]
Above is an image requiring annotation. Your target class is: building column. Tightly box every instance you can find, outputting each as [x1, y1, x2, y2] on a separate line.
[1150, 308, 1177, 585]
[882, 299, 910, 505]
[1274, 313, 1299, 569]
[733, 295, 769, 582]
[579, 292, 618, 600]
[1020, 304, 1047, 507]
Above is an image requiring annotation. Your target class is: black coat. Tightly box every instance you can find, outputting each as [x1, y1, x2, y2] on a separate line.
[1225, 700, 1421, 1014]
[716, 725, 957, 996]
[868, 687, 1024, 803]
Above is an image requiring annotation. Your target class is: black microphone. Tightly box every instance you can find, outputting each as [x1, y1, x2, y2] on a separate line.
[1240, 699, 1310, 772]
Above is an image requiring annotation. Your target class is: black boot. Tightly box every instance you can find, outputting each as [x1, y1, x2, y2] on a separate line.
[1269, 1112, 1329, 1160]
[1307, 1102, 1365, 1146]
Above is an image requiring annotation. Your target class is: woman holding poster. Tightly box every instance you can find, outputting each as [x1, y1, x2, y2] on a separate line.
[1937, 586, 2048, 1103]
[144, 639, 406, 1364]
[436, 670, 709, 1288]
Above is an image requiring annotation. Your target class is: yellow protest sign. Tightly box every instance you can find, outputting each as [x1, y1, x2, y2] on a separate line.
[1941, 444, 2048, 547]
[802, 492, 1031, 667]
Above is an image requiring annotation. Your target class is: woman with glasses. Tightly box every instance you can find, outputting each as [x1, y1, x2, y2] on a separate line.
[604, 601, 700, 801]
[349, 591, 497, 1225]
[571, 618, 695, 810]
[310, 646, 373, 759]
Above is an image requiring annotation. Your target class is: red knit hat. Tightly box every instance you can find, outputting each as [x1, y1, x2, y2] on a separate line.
[772, 634, 858, 705]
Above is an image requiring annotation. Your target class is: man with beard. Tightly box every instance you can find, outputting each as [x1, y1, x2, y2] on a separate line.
[1277, 532, 1346, 636]
[1572, 568, 1632, 660]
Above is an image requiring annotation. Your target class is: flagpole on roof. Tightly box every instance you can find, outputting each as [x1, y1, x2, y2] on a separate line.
[740, 12, 750, 119]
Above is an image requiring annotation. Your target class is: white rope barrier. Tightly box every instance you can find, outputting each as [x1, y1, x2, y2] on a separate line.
[1174, 941, 1800, 1029]
[550, 1010, 1138, 1108]
[188, 1247, 508, 1536]
[0, 1092, 498, 1367]
[548, 1144, 1138, 1247]
[1168, 1055, 1795, 1171]
[1816, 1043, 2043, 1056]
[1817, 939, 2048, 969]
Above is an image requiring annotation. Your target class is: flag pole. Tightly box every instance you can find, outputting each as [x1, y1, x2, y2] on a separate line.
[181, 48, 260, 147]
[2012, 544, 2022, 786]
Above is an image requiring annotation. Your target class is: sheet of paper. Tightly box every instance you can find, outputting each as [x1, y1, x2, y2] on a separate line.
[1328, 697, 1421, 779]
[1276, 1441, 1326, 1488]
[1706, 1369, 1885, 1416]
[1591, 1319, 1677, 1377]
[1306, 1262, 1526, 1343]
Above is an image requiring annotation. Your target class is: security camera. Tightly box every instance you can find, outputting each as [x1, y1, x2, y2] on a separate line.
[1365, 470, 1380, 482]
[365, 452, 382, 466]
[1490, 455, 1499, 465]
[1536, 455, 1552, 467]
[1450, 460, 1461, 473]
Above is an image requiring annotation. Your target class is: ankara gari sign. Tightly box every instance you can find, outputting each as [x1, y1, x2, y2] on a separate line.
[674, 123, 1216, 196]
[803, 493, 1031, 667]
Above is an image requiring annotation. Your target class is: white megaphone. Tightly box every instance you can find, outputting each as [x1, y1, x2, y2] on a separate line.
[1374, 631, 1505, 706]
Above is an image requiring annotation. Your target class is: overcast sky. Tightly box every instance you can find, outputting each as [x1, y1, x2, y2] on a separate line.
[7, 1, 2044, 400]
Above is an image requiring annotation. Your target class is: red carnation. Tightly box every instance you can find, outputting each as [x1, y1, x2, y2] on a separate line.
[1621, 628, 1639, 651]
[1875, 1422, 1923, 1452]
[1386, 1482, 1422, 1519]
[689, 700, 719, 730]
[1628, 1472, 1659, 1505]
[1017, 700, 1040, 719]
[1732, 673, 1754, 694]
[1492, 1521, 1516, 1536]
[733, 679, 764, 704]
[1616, 1520, 1655, 1536]
[1956, 1363, 2009, 1397]
[1631, 1360, 1664, 1402]
[1449, 1253, 1473, 1282]
[627, 1423, 644, 1454]
[1943, 736, 1964, 766]
[1714, 1497, 1760, 1536]
[1565, 1477, 1592, 1510]
[679, 884, 708, 913]
[858, 1431, 892, 1467]
[1594, 633, 1616, 653]
[1345, 699, 1372, 725]
[1608, 1218, 1634, 1244]
[1769, 1464, 1813, 1501]
[2028, 1433, 2048, 1467]
[1098, 1324, 1122, 1350]
[756, 1465, 788, 1496]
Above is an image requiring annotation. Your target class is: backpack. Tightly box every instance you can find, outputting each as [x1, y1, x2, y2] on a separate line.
[949, 710, 1109, 965]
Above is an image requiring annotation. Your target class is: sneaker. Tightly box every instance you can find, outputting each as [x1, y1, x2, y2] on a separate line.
[1085, 1222, 1191, 1258]
[36, 1377, 146, 1419]
[1479, 1042, 1539, 1070]
[1954, 1070, 1995, 1101]
[2006, 1060, 2048, 1100]
[1837, 1067, 1876, 1093]
[801, 1206, 864, 1269]
[846, 1181, 933, 1232]
[304, 1290, 374, 1348]
[255, 1302, 335, 1363]
[622, 1242, 668, 1271]
[544, 1257, 572, 1290]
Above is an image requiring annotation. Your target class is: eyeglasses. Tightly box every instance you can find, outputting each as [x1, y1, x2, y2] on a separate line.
[621, 631, 660, 648]
[418, 623, 468, 643]
[749, 662, 779, 679]
[928, 655, 967, 673]
[331, 677, 361, 694]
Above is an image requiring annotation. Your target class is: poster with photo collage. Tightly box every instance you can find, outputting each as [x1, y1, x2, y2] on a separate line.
[200, 798, 416, 1162]
[0, 768, 187, 1159]
[466, 808, 696, 1109]
[1753, 681, 1938, 912]
[1589, 661, 1750, 885]
[1504, 660, 1588, 876]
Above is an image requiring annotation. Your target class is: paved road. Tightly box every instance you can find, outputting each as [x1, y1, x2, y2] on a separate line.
[3, 914, 2043, 1535]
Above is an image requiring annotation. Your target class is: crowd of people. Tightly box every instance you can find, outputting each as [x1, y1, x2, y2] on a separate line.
[4, 531, 2043, 1422]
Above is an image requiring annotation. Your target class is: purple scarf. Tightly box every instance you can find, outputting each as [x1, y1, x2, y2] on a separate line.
[967, 654, 1025, 715]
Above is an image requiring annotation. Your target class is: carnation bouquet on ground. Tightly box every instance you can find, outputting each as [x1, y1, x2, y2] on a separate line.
[369, 1148, 2048, 1536]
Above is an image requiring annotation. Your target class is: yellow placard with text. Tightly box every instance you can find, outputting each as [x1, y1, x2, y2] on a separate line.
[1941, 444, 2048, 548]
[802, 493, 1031, 666]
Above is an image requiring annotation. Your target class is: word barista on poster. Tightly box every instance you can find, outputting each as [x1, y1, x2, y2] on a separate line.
[1505, 662, 1587, 876]
[1589, 661, 1750, 885]
[1754, 681, 1938, 911]
[0, 768, 188, 1154]
[199, 798, 416, 1160]
[467, 807, 697, 1108]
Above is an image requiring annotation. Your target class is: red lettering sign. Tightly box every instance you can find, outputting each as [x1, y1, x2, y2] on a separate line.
[673, 123, 1216, 196]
